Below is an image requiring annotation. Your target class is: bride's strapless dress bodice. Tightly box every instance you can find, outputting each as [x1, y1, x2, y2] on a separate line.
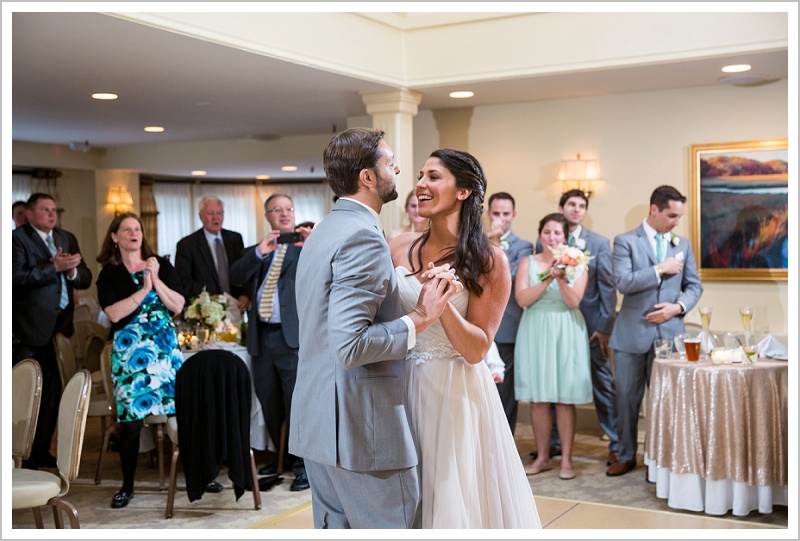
[396, 266, 469, 362]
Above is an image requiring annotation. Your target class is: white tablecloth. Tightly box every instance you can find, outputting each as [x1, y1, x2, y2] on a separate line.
[183, 344, 273, 452]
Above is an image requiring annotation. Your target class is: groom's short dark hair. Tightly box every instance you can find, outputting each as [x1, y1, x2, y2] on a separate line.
[323, 128, 386, 197]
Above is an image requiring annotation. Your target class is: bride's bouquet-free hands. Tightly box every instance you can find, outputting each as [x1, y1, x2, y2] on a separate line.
[537, 244, 592, 284]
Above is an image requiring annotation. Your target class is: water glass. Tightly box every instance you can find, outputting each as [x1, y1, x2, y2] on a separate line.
[673, 333, 688, 359]
[653, 338, 671, 359]
[723, 332, 741, 349]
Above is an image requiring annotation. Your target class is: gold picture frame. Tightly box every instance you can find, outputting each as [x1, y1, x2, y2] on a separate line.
[690, 139, 788, 281]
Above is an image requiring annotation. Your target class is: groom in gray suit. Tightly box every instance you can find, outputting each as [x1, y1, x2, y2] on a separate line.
[607, 185, 702, 476]
[289, 128, 457, 528]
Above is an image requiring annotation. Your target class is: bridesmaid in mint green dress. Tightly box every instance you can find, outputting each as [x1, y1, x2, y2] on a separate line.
[514, 213, 592, 480]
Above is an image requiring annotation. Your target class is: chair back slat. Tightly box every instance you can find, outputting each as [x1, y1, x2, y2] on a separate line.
[12, 359, 42, 467]
[56, 369, 91, 494]
[54, 333, 79, 389]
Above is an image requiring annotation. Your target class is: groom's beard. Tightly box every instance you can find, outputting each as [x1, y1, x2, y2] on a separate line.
[377, 173, 399, 204]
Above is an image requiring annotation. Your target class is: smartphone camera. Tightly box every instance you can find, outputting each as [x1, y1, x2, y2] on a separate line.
[277, 231, 303, 244]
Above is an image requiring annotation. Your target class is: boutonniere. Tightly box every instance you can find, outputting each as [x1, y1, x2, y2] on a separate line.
[574, 238, 586, 250]
[671, 234, 680, 247]
[499, 239, 510, 251]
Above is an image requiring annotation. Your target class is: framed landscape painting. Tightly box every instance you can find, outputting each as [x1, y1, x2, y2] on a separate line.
[690, 139, 788, 281]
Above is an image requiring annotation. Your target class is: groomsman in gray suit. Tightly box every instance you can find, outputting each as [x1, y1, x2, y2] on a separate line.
[606, 185, 702, 476]
[289, 128, 458, 528]
[486, 192, 533, 435]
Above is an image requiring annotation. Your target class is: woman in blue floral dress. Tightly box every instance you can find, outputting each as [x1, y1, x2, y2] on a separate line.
[96, 213, 185, 509]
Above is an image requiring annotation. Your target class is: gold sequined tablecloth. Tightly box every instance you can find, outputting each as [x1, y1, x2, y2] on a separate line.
[646, 357, 788, 487]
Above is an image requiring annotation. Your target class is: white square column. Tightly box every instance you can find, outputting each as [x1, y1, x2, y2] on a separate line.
[361, 89, 422, 235]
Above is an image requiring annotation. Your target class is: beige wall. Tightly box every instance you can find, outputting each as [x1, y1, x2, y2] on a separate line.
[13, 79, 790, 333]
[462, 80, 789, 334]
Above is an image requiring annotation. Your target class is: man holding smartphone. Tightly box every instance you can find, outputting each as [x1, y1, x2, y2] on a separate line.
[230, 193, 312, 491]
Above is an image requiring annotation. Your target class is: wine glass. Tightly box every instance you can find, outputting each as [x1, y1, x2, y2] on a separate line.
[697, 307, 716, 357]
[739, 306, 753, 346]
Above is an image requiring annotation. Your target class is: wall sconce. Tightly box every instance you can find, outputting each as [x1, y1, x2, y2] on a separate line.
[557, 153, 602, 198]
[107, 186, 133, 216]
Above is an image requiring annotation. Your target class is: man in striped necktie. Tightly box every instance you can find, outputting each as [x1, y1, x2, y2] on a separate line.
[12, 192, 92, 469]
[230, 193, 313, 492]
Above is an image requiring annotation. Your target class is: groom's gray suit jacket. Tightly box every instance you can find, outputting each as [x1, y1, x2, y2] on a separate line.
[289, 198, 417, 472]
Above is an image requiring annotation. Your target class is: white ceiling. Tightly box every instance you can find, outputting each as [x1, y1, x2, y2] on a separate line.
[11, 11, 789, 177]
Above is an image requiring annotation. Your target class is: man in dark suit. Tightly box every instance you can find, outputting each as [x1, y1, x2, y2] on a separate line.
[12, 193, 92, 468]
[607, 185, 702, 476]
[230, 193, 311, 492]
[174, 196, 248, 311]
[486, 192, 534, 435]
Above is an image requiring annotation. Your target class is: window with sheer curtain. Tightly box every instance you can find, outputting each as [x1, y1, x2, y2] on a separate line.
[153, 181, 334, 262]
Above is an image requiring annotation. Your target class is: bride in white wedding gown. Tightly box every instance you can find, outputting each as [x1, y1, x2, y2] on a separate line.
[389, 149, 541, 529]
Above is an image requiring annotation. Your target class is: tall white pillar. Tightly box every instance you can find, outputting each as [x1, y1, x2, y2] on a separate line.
[361, 89, 422, 234]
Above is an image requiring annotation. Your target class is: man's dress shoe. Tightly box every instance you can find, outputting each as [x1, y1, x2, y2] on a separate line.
[205, 480, 224, 493]
[606, 459, 636, 476]
[290, 471, 310, 492]
[607, 450, 618, 466]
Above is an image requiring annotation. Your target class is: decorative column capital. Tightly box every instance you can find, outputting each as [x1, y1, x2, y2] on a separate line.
[361, 89, 423, 116]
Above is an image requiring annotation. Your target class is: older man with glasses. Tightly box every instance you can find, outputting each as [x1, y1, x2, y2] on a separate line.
[230, 193, 312, 492]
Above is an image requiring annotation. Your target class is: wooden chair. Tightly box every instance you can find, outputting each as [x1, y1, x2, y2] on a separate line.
[72, 303, 92, 321]
[54, 333, 113, 455]
[12, 359, 43, 468]
[12, 369, 91, 528]
[165, 350, 261, 518]
[96, 342, 167, 489]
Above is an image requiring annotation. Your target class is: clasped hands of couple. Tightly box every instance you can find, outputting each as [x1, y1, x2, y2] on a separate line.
[410, 262, 463, 324]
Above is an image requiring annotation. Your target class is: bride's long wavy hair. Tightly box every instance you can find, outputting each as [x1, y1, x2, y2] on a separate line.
[408, 149, 494, 296]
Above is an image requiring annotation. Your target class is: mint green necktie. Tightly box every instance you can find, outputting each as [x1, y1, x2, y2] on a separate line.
[655, 233, 665, 263]
[46, 235, 69, 309]
[568, 233, 575, 247]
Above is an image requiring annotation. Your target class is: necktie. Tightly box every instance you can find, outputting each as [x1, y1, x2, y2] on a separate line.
[258, 245, 287, 320]
[568, 233, 575, 247]
[214, 237, 230, 294]
[46, 235, 69, 309]
[655, 233, 665, 263]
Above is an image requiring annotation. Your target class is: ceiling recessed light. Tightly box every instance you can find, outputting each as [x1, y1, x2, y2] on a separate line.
[144, 126, 165, 133]
[191, 170, 207, 176]
[721, 64, 751, 73]
[449, 91, 474, 99]
[281, 166, 298, 172]
[92, 93, 118, 100]
[256, 175, 271, 180]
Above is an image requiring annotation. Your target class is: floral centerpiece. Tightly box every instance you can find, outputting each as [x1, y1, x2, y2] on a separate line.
[184, 287, 231, 334]
[537, 243, 593, 284]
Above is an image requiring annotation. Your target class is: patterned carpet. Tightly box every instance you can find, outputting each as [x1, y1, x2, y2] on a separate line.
[11, 409, 787, 530]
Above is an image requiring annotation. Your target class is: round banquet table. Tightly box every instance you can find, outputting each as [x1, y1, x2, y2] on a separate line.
[644, 355, 788, 516]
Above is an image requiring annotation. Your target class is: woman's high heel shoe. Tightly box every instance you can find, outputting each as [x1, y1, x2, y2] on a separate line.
[110, 489, 134, 509]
